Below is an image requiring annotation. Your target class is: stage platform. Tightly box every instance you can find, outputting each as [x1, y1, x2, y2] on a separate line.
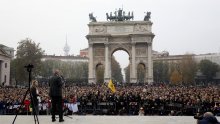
[1, 115, 219, 124]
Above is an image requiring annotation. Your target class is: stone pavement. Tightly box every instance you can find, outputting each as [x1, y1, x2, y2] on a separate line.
[1, 115, 219, 124]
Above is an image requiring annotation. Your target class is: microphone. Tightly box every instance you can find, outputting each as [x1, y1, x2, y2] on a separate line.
[60, 75, 65, 80]
[60, 75, 66, 85]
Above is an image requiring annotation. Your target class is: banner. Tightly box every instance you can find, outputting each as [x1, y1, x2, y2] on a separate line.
[108, 79, 116, 93]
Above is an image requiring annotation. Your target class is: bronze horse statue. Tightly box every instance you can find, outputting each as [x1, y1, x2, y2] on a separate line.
[106, 8, 134, 21]
[89, 13, 97, 22]
[144, 12, 151, 21]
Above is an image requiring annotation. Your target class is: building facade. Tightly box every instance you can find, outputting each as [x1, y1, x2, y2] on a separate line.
[0, 44, 14, 86]
[42, 55, 88, 62]
[153, 51, 220, 82]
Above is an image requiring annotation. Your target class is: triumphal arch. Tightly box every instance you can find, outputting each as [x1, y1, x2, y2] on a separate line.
[87, 9, 154, 84]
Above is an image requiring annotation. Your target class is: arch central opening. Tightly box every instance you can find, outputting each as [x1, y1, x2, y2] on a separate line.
[111, 50, 129, 84]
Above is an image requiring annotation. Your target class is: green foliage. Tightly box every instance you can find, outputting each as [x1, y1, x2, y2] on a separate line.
[124, 64, 130, 83]
[10, 59, 17, 85]
[40, 60, 54, 79]
[199, 59, 219, 82]
[170, 69, 182, 85]
[39, 55, 123, 84]
[180, 55, 198, 84]
[13, 38, 44, 84]
[40, 60, 88, 83]
[153, 61, 169, 82]
[111, 56, 123, 83]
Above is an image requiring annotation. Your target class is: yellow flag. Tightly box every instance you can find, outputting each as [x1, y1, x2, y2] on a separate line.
[108, 79, 116, 93]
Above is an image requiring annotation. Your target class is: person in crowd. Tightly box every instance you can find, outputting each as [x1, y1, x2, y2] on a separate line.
[0, 83, 219, 116]
[30, 80, 40, 115]
[49, 69, 64, 122]
[138, 107, 145, 116]
[0, 97, 5, 115]
[197, 112, 220, 124]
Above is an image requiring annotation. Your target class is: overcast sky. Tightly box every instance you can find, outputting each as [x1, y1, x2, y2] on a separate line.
[1, 0, 220, 70]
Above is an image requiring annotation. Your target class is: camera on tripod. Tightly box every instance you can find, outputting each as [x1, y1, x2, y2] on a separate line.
[12, 64, 39, 124]
[24, 64, 34, 72]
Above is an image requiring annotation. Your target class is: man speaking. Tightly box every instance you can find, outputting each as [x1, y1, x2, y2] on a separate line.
[49, 69, 64, 122]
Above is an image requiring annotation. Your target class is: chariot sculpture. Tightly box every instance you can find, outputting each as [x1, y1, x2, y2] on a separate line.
[106, 8, 134, 21]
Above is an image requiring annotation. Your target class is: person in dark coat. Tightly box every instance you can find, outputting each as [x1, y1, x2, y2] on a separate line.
[198, 112, 220, 124]
[49, 69, 64, 122]
[30, 80, 39, 115]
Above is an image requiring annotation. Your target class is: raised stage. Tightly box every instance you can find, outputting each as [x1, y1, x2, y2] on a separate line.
[1, 115, 219, 124]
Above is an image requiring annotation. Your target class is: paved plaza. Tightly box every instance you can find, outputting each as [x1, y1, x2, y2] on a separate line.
[2, 115, 219, 124]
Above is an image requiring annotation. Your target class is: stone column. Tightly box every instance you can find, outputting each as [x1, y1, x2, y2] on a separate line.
[0, 61, 2, 85]
[104, 43, 110, 83]
[88, 43, 95, 84]
[130, 42, 137, 83]
[147, 43, 153, 83]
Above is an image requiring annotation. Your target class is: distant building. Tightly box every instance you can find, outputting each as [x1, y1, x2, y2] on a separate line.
[0, 44, 14, 58]
[42, 55, 88, 62]
[80, 48, 89, 57]
[194, 53, 220, 65]
[153, 51, 220, 82]
[46, 47, 220, 82]
[194, 53, 220, 81]
[0, 44, 14, 86]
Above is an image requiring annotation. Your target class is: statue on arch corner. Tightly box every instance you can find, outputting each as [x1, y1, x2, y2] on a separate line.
[144, 12, 151, 21]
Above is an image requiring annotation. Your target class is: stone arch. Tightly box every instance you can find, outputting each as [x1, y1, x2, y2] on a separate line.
[87, 21, 154, 84]
[95, 63, 104, 84]
[111, 47, 130, 83]
[137, 62, 146, 84]
[110, 44, 131, 57]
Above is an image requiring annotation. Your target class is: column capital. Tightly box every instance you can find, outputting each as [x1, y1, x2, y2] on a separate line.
[131, 42, 136, 46]
[147, 42, 152, 46]
[89, 43, 93, 47]
[104, 42, 109, 46]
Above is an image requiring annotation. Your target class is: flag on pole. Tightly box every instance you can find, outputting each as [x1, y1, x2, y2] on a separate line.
[108, 79, 116, 93]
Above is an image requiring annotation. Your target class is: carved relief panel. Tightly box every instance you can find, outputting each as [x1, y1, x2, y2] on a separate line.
[91, 26, 106, 34]
[94, 48, 105, 56]
[133, 24, 151, 32]
[136, 47, 147, 56]
[134, 24, 148, 32]
[136, 43, 147, 57]
[94, 57, 105, 65]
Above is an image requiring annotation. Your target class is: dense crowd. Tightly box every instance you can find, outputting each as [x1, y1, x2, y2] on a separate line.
[0, 84, 220, 116]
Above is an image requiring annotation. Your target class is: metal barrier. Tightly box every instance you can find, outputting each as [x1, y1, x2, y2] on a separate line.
[0, 101, 218, 116]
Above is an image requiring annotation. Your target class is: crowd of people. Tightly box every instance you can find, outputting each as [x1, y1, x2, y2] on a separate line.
[0, 83, 220, 116]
